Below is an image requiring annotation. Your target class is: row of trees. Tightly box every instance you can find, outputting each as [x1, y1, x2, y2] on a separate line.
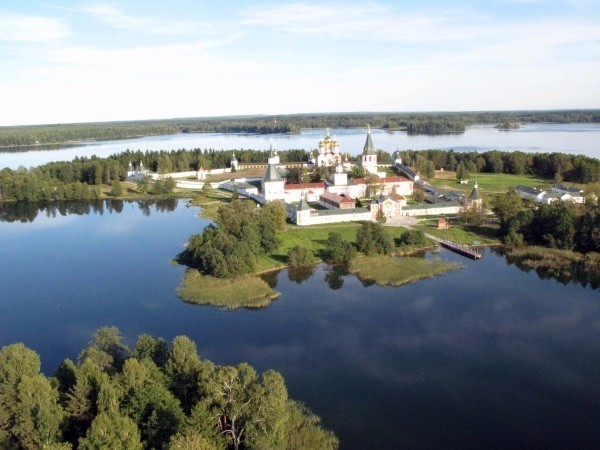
[0, 147, 309, 203]
[181, 201, 287, 278]
[492, 193, 600, 252]
[0, 166, 175, 203]
[0, 168, 102, 202]
[399, 149, 599, 183]
[3, 110, 597, 147]
[0, 327, 338, 449]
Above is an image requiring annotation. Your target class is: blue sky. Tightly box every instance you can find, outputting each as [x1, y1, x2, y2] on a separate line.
[0, 0, 598, 126]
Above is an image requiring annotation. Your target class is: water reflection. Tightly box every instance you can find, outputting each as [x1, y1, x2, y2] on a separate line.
[259, 270, 279, 289]
[493, 247, 599, 290]
[0, 198, 178, 223]
[0, 203, 598, 449]
[287, 266, 315, 284]
[324, 264, 349, 290]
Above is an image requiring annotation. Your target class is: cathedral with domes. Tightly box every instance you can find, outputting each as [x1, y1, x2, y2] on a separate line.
[313, 129, 342, 168]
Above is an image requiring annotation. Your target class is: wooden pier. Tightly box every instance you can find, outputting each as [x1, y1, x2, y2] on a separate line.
[439, 239, 483, 260]
[424, 233, 484, 260]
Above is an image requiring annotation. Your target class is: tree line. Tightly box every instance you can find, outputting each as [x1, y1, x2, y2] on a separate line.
[0, 120, 298, 147]
[399, 149, 599, 183]
[0, 148, 309, 203]
[2, 110, 597, 146]
[492, 193, 600, 252]
[0, 327, 338, 449]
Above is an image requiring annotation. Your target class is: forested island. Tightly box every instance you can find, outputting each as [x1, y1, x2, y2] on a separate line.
[0, 327, 338, 449]
[1, 110, 598, 147]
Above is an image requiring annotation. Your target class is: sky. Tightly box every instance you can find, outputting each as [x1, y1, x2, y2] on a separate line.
[0, 0, 598, 126]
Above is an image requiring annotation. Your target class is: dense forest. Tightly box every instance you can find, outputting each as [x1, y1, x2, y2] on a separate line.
[1, 145, 598, 203]
[0, 328, 338, 449]
[1, 110, 598, 146]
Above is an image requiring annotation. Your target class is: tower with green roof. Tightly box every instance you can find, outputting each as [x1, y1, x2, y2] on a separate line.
[360, 125, 378, 174]
[468, 180, 482, 206]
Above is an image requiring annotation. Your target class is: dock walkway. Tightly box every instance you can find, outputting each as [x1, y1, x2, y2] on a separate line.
[424, 233, 483, 260]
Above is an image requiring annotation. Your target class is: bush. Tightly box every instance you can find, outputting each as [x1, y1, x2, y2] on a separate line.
[323, 232, 356, 263]
[288, 245, 312, 267]
[356, 222, 394, 255]
[110, 180, 123, 197]
[396, 229, 426, 247]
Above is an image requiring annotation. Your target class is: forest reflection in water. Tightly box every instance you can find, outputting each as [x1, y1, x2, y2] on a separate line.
[0, 198, 178, 223]
[493, 246, 599, 290]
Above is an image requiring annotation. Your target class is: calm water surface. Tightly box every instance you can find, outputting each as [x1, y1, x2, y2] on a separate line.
[0, 200, 598, 449]
[1, 123, 598, 169]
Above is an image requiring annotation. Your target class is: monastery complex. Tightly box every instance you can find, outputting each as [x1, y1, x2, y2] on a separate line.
[132, 128, 485, 226]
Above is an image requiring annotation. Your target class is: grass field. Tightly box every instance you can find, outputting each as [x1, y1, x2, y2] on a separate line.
[177, 269, 280, 309]
[254, 223, 409, 272]
[206, 168, 266, 181]
[349, 255, 461, 286]
[429, 171, 551, 199]
[415, 220, 501, 245]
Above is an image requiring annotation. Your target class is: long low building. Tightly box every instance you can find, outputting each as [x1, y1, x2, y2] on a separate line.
[514, 184, 585, 204]
[294, 199, 374, 225]
[399, 201, 463, 217]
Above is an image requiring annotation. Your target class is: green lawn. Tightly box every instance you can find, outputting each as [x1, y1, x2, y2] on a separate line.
[414, 220, 501, 245]
[255, 223, 408, 272]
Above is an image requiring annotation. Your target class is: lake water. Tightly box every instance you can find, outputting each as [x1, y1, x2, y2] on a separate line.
[1, 123, 599, 170]
[0, 200, 598, 449]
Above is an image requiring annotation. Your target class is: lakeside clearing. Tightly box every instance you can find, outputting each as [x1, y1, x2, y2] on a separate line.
[254, 223, 411, 273]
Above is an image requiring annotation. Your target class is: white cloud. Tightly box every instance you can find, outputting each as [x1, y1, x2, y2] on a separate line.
[0, 12, 69, 42]
[82, 3, 214, 36]
[0, 1, 597, 125]
[83, 4, 145, 29]
[242, 2, 481, 42]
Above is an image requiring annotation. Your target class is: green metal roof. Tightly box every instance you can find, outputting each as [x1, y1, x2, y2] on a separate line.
[313, 207, 370, 216]
[469, 183, 482, 201]
[263, 163, 282, 182]
[402, 201, 462, 211]
[363, 130, 376, 155]
[297, 198, 311, 211]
